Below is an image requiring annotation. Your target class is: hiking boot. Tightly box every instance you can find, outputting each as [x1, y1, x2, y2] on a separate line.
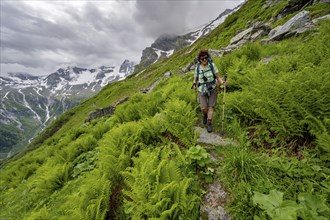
[207, 120, 212, 133]
[202, 113, 207, 125]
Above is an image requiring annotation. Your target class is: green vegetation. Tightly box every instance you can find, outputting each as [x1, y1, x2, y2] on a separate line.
[1, 0, 329, 219]
[0, 124, 23, 153]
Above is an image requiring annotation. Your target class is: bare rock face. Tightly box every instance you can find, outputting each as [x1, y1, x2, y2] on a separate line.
[119, 60, 135, 75]
[138, 47, 159, 69]
[151, 34, 178, 51]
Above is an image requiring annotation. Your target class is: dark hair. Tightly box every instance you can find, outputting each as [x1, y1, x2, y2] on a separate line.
[197, 49, 209, 62]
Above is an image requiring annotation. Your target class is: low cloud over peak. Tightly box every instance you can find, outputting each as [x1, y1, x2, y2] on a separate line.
[0, 0, 244, 76]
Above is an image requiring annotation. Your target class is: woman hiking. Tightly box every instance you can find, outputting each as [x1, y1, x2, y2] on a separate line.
[192, 49, 226, 133]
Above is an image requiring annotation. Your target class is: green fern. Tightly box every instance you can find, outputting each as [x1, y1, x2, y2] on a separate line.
[121, 146, 201, 219]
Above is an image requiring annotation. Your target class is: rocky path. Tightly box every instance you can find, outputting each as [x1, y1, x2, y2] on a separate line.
[194, 126, 236, 220]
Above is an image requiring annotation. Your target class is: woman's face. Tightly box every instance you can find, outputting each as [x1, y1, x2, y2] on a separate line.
[200, 55, 208, 64]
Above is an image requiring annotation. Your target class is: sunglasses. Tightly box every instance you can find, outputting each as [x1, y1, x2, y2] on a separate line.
[200, 56, 208, 61]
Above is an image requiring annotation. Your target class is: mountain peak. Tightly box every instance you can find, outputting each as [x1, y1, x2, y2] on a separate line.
[119, 59, 135, 75]
[137, 7, 238, 70]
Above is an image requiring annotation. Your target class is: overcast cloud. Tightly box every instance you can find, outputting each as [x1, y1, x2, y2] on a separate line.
[1, 0, 244, 76]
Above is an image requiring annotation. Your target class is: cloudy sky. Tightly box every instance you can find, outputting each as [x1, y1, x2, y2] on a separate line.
[1, 0, 244, 76]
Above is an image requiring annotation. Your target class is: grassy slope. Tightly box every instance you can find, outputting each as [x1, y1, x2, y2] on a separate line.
[1, 0, 329, 219]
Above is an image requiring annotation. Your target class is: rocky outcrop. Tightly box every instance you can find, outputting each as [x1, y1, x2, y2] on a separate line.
[138, 47, 159, 69]
[215, 21, 271, 57]
[182, 62, 196, 73]
[268, 10, 312, 41]
[163, 71, 172, 79]
[230, 22, 271, 45]
[86, 106, 116, 123]
[85, 97, 129, 122]
[151, 34, 178, 51]
[262, 10, 330, 43]
[119, 59, 135, 75]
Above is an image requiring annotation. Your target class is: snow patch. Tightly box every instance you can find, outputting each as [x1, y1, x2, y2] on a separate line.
[18, 89, 42, 125]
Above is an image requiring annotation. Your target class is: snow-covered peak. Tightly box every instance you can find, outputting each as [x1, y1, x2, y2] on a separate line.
[0, 60, 135, 92]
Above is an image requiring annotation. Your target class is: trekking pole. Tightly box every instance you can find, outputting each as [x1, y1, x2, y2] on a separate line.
[221, 75, 227, 133]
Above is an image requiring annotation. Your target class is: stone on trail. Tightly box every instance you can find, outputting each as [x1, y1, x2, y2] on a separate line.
[194, 127, 235, 146]
[200, 180, 231, 220]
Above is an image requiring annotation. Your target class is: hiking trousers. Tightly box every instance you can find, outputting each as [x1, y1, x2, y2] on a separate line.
[198, 89, 218, 109]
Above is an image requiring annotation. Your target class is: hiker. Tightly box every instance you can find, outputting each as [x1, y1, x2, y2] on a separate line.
[192, 49, 226, 133]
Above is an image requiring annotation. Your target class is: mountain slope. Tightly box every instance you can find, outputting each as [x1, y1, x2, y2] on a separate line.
[0, 1, 329, 219]
[0, 61, 134, 158]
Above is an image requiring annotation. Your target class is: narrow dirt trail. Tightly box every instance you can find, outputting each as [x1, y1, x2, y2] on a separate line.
[194, 126, 236, 220]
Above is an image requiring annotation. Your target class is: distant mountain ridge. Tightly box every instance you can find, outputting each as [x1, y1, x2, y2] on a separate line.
[0, 60, 134, 158]
[136, 7, 239, 70]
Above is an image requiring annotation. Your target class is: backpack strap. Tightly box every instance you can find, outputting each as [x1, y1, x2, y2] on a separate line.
[208, 57, 216, 80]
[197, 57, 216, 83]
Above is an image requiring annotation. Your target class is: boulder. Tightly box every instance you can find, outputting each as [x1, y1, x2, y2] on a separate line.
[219, 22, 271, 55]
[269, 11, 311, 41]
[230, 22, 270, 45]
[182, 62, 195, 73]
[163, 71, 172, 79]
[230, 27, 254, 45]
